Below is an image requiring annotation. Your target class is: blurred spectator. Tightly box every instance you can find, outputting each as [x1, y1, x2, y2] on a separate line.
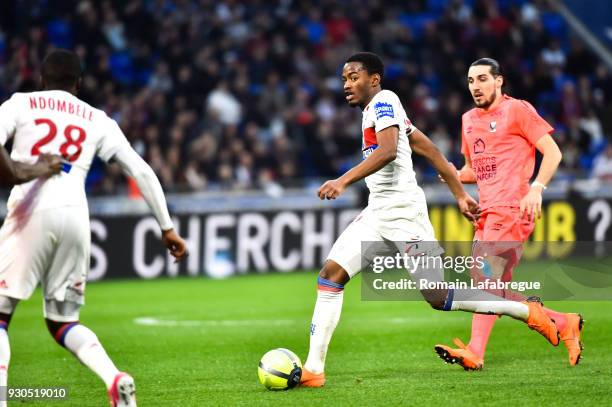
[0, 0, 609, 194]
[541, 39, 566, 68]
[521, 2, 539, 24]
[184, 160, 207, 190]
[579, 110, 605, 149]
[148, 62, 173, 94]
[102, 9, 127, 51]
[592, 145, 612, 181]
[207, 81, 242, 126]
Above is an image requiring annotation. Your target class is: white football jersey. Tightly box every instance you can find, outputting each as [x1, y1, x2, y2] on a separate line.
[0, 90, 130, 212]
[360, 89, 425, 207]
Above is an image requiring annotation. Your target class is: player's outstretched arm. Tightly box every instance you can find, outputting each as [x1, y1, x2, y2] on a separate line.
[112, 146, 188, 262]
[409, 128, 480, 223]
[318, 126, 399, 200]
[458, 155, 477, 184]
[438, 160, 476, 184]
[0, 146, 62, 186]
[519, 134, 562, 220]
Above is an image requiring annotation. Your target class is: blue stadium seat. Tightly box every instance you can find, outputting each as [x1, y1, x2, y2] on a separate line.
[427, 0, 449, 14]
[46, 19, 73, 49]
[109, 51, 135, 85]
[541, 12, 567, 40]
[384, 63, 404, 81]
[398, 13, 437, 39]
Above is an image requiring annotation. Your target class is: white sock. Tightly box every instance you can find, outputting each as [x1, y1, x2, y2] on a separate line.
[62, 324, 119, 388]
[304, 288, 344, 375]
[449, 289, 529, 320]
[451, 300, 529, 320]
[0, 327, 9, 407]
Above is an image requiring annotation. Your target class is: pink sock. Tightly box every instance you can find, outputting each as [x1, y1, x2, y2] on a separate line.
[503, 290, 526, 302]
[543, 308, 567, 332]
[467, 313, 498, 359]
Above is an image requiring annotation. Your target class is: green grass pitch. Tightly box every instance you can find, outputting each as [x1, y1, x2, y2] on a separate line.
[7, 268, 612, 406]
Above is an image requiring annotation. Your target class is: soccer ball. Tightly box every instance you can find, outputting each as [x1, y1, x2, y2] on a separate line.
[257, 348, 302, 390]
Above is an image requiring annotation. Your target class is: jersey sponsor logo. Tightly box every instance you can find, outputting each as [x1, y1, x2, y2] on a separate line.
[472, 156, 497, 181]
[489, 121, 497, 132]
[362, 127, 378, 158]
[473, 138, 486, 154]
[374, 101, 394, 119]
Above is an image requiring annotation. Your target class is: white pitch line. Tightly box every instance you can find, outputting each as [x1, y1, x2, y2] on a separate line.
[133, 317, 294, 327]
[133, 316, 441, 328]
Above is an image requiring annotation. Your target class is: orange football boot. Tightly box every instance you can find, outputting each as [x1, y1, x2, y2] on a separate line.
[300, 369, 325, 387]
[524, 297, 559, 346]
[559, 313, 584, 365]
[434, 338, 484, 371]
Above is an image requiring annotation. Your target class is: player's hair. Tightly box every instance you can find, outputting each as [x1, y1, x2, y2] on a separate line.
[470, 57, 505, 89]
[470, 58, 503, 78]
[41, 49, 82, 89]
[346, 52, 384, 81]
[470, 57, 501, 75]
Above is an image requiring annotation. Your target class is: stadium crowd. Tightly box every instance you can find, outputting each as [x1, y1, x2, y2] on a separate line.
[1, 0, 611, 193]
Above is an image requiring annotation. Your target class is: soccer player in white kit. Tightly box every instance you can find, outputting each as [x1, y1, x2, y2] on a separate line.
[0, 50, 187, 406]
[300, 52, 561, 387]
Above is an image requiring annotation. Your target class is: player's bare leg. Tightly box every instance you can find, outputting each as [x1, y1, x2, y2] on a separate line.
[0, 314, 12, 407]
[302, 260, 350, 388]
[0, 318, 9, 407]
[45, 301, 136, 406]
[0, 296, 18, 407]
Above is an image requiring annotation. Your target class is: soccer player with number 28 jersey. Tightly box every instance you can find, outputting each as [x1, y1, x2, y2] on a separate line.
[0, 49, 188, 406]
[435, 58, 583, 370]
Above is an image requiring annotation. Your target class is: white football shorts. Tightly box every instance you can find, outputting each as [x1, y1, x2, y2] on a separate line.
[0, 205, 90, 307]
[327, 202, 441, 278]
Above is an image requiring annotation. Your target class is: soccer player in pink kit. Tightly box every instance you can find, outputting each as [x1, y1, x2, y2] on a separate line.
[435, 58, 583, 370]
[300, 53, 561, 388]
[0, 50, 188, 406]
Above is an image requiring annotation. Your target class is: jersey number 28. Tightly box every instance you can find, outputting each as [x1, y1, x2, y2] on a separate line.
[31, 118, 87, 162]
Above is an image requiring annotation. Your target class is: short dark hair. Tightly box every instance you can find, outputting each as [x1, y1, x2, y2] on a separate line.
[346, 52, 384, 81]
[470, 57, 502, 77]
[41, 49, 82, 89]
[470, 57, 505, 89]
